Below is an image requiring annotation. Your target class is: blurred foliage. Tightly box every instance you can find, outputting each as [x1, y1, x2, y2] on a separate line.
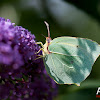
[0, 0, 100, 100]
[65, 0, 100, 21]
[56, 80, 100, 100]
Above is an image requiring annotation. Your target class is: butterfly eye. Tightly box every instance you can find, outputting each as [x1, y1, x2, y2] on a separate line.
[47, 39, 50, 43]
[46, 37, 51, 43]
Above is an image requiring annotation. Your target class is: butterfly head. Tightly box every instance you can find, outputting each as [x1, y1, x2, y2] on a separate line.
[46, 37, 51, 44]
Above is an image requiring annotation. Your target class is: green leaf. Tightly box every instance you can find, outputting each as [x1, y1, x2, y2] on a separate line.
[43, 37, 100, 86]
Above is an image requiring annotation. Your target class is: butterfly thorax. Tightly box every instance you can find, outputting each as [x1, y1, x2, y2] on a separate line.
[43, 37, 51, 56]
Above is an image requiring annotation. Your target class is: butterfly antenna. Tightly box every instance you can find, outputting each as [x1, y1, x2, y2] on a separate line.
[44, 21, 50, 38]
[41, 34, 46, 38]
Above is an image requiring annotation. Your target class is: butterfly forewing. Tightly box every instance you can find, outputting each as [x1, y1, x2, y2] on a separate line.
[44, 37, 100, 85]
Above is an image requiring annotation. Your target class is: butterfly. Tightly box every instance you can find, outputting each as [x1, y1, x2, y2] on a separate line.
[36, 21, 100, 86]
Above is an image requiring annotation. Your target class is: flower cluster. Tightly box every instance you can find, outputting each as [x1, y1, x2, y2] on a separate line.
[0, 17, 57, 100]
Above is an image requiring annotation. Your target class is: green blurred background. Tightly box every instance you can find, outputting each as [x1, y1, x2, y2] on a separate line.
[0, 0, 100, 100]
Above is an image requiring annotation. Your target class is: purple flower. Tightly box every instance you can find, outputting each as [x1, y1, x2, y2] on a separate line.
[0, 17, 57, 100]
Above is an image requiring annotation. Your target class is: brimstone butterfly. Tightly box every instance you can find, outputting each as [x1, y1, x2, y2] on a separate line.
[37, 21, 100, 86]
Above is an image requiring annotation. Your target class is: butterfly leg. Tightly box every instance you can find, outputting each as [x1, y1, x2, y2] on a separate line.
[34, 55, 44, 60]
[36, 42, 44, 48]
[35, 48, 44, 54]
